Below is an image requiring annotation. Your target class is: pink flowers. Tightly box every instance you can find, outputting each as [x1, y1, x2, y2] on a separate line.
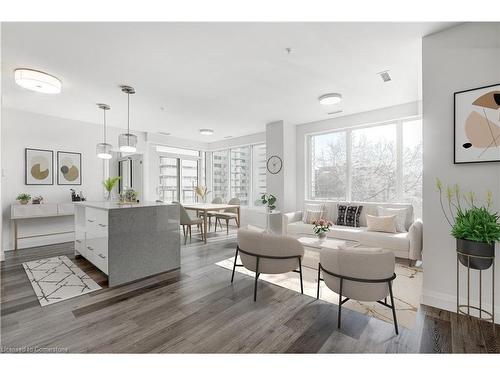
[312, 219, 333, 228]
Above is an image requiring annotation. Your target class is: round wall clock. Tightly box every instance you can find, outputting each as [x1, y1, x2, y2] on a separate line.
[266, 155, 283, 174]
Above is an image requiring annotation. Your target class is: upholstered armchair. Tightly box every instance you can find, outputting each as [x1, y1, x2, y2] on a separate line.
[232, 229, 305, 301]
[317, 246, 399, 334]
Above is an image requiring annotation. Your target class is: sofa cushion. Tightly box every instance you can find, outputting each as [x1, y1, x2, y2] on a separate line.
[378, 206, 408, 233]
[366, 214, 398, 233]
[302, 203, 325, 224]
[336, 204, 363, 227]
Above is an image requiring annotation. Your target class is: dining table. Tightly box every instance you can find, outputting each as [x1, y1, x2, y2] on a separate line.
[182, 203, 241, 244]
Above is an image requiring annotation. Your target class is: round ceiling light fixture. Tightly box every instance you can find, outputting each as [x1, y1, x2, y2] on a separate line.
[199, 129, 214, 136]
[14, 68, 62, 94]
[318, 93, 342, 105]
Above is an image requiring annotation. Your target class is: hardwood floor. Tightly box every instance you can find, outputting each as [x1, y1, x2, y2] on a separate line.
[1, 234, 498, 353]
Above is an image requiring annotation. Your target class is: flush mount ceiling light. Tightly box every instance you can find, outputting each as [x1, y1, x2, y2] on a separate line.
[318, 93, 342, 105]
[96, 103, 113, 159]
[199, 129, 214, 136]
[118, 85, 138, 153]
[14, 68, 62, 94]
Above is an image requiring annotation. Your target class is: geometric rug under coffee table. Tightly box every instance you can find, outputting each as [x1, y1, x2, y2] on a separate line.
[23, 256, 101, 306]
[216, 255, 422, 330]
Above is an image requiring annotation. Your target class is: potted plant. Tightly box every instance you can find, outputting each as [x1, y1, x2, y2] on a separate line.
[194, 186, 211, 203]
[120, 188, 139, 203]
[16, 193, 31, 205]
[436, 178, 500, 270]
[103, 176, 121, 201]
[312, 218, 333, 241]
[260, 193, 277, 213]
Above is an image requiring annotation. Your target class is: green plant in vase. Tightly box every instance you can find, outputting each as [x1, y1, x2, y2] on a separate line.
[260, 193, 277, 213]
[16, 193, 31, 205]
[436, 178, 500, 270]
[103, 176, 121, 201]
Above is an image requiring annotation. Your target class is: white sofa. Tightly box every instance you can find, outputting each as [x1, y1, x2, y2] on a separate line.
[283, 201, 423, 262]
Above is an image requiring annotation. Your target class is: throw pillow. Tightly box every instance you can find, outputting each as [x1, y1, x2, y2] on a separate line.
[336, 205, 363, 227]
[302, 203, 325, 224]
[366, 214, 397, 233]
[378, 207, 408, 232]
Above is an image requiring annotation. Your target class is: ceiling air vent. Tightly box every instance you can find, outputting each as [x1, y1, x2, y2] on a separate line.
[377, 70, 392, 82]
[327, 110, 343, 115]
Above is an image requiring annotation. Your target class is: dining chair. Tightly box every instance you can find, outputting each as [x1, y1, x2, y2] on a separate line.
[199, 197, 223, 231]
[176, 202, 205, 245]
[215, 197, 240, 234]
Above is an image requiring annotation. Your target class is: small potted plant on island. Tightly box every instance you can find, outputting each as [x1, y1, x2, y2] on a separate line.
[312, 218, 333, 242]
[16, 193, 31, 205]
[103, 176, 121, 201]
[436, 178, 500, 270]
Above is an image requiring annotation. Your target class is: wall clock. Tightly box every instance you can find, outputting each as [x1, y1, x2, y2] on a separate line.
[266, 155, 283, 174]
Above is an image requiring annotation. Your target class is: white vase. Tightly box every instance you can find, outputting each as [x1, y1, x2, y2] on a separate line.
[317, 232, 327, 241]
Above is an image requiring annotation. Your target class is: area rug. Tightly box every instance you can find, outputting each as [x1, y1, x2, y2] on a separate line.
[23, 256, 101, 306]
[216, 254, 422, 329]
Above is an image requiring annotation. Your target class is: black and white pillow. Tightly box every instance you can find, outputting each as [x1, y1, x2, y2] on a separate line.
[336, 205, 363, 227]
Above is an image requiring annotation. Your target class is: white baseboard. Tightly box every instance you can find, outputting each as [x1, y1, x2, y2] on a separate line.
[422, 288, 500, 322]
[4, 233, 74, 252]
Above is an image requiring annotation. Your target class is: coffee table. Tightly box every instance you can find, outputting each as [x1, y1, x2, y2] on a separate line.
[297, 236, 359, 269]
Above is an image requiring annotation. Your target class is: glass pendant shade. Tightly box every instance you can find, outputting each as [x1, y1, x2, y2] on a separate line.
[96, 143, 113, 159]
[118, 133, 138, 153]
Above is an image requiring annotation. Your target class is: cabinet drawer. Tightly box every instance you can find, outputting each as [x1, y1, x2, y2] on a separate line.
[75, 238, 86, 255]
[94, 251, 108, 275]
[86, 208, 108, 230]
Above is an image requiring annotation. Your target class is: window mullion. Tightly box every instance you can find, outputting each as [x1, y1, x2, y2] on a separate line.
[346, 129, 352, 202]
[396, 121, 403, 201]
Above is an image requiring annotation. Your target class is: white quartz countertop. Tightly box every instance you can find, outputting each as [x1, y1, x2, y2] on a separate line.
[75, 201, 175, 210]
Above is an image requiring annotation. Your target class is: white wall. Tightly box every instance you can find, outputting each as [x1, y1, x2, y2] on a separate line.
[422, 23, 500, 320]
[295, 101, 421, 209]
[1, 108, 147, 252]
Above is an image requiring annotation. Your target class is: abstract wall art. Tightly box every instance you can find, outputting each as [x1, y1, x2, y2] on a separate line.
[57, 151, 82, 185]
[25, 148, 54, 185]
[454, 83, 500, 164]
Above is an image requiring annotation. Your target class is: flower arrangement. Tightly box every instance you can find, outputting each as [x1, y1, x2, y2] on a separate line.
[194, 186, 210, 203]
[312, 218, 333, 239]
[16, 193, 31, 205]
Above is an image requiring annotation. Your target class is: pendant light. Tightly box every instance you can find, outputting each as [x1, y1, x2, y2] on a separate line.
[96, 103, 113, 159]
[118, 85, 138, 153]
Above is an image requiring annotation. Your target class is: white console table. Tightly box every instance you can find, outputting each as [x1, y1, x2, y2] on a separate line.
[10, 203, 75, 250]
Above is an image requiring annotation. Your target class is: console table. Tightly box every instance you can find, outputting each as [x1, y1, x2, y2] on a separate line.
[10, 203, 75, 250]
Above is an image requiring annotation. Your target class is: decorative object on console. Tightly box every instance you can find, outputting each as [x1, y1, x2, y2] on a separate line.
[266, 155, 282, 174]
[378, 206, 408, 232]
[120, 188, 139, 203]
[312, 218, 333, 241]
[103, 176, 121, 201]
[57, 151, 81, 185]
[96, 103, 113, 159]
[16, 193, 31, 205]
[194, 185, 211, 203]
[25, 148, 53, 185]
[32, 195, 44, 204]
[70, 189, 86, 202]
[454, 83, 500, 164]
[336, 204, 363, 227]
[436, 178, 499, 325]
[118, 85, 138, 153]
[366, 214, 398, 233]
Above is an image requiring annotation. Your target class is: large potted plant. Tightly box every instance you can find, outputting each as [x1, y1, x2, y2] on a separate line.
[436, 178, 500, 270]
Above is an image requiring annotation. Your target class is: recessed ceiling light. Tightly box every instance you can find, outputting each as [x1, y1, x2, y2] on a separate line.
[319, 93, 342, 105]
[14, 68, 62, 94]
[199, 129, 214, 136]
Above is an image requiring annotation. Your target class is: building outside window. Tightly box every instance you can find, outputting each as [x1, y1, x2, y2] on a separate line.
[212, 150, 230, 202]
[252, 144, 267, 205]
[230, 146, 251, 206]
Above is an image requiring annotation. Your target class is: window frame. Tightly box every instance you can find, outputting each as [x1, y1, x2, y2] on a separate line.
[306, 116, 422, 204]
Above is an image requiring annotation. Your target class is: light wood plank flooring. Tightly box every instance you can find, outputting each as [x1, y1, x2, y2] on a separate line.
[1, 233, 498, 353]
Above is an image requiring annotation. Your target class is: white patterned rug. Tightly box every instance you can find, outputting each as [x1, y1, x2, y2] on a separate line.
[23, 256, 101, 306]
[216, 255, 422, 329]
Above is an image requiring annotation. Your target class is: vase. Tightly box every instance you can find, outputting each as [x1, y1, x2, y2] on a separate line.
[19, 200, 29, 205]
[457, 238, 494, 270]
[317, 232, 327, 241]
[105, 190, 112, 201]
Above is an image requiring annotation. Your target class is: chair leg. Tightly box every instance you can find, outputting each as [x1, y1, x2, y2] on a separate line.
[219, 218, 223, 230]
[188, 225, 192, 242]
[316, 264, 321, 299]
[231, 247, 239, 283]
[254, 256, 260, 302]
[338, 278, 343, 329]
[388, 281, 399, 335]
[226, 219, 229, 235]
[298, 257, 303, 294]
[209, 217, 212, 231]
[214, 218, 217, 233]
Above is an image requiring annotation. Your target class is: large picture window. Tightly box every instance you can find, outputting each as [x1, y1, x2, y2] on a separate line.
[308, 118, 422, 218]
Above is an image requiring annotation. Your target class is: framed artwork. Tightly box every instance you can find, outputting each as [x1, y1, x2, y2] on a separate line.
[25, 148, 54, 185]
[57, 151, 82, 185]
[454, 83, 500, 164]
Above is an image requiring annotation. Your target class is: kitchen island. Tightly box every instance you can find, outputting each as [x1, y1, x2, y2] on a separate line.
[74, 201, 180, 287]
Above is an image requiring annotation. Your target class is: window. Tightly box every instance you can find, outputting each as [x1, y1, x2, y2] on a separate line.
[351, 124, 397, 202]
[230, 147, 251, 206]
[181, 159, 198, 203]
[310, 131, 347, 200]
[212, 150, 230, 202]
[159, 157, 178, 202]
[308, 118, 422, 217]
[211, 144, 266, 206]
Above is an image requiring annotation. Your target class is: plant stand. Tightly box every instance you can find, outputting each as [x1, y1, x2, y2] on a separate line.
[457, 251, 495, 326]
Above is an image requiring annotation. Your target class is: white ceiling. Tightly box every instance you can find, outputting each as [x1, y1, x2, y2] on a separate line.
[1, 22, 454, 142]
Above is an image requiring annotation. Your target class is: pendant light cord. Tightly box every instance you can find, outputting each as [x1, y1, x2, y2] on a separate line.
[103, 107, 107, 144]
[127, 92, 130, 146]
